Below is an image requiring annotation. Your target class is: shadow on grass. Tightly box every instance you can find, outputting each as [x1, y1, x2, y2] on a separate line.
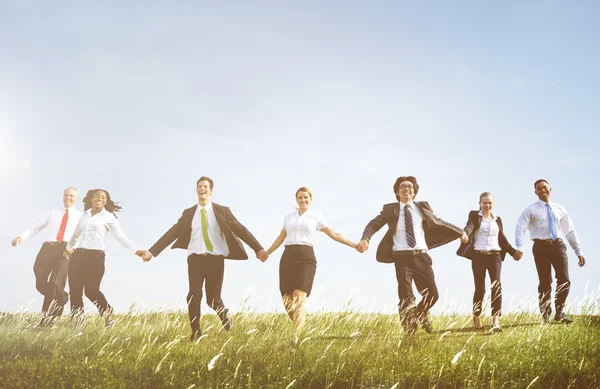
[431, 321, 541, 334]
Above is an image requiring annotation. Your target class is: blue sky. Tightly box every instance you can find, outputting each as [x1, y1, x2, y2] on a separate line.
[1, 1, 598, 316]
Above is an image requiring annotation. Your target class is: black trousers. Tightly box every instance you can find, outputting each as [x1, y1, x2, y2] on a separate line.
[471, 252, 502, 317]
[533, 241, 570, 316]
[68, 249, 111, 316]
[393, 252, 439, 325]
[33, 241, 68, 316]
[187, 254, 226, 334]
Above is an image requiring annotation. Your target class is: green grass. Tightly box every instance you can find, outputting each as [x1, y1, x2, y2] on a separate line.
[0, 311, 599, 388]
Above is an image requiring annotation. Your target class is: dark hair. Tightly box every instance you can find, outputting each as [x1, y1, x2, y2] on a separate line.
[534, 179, 549, 189]
[83, 189, 121, 216]
[197, 176, 214, 190]
[393, 176, 419, 200]
[295, 187, 313, 199]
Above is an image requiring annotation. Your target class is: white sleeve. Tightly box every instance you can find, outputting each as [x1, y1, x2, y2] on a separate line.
[515, 208, 531, 251]
[316, 213, 329, 231]
[281, 215, 287, 231]
[66, 221, 82, 252]
[106, 214, 138, 253]
[559, 208, 583, 256]
[19, 211, 51, 241]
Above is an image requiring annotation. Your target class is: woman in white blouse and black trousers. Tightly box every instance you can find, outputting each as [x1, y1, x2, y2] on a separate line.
[457, 192, 518, 332]
[266, 187, 358, 341]
[65, 189, 139, 327]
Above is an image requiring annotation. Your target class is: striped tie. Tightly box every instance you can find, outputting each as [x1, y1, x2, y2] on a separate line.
[404, 204, 416, 248]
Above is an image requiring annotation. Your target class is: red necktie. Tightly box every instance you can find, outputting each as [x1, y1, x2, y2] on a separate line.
[56, 209, 69, 242]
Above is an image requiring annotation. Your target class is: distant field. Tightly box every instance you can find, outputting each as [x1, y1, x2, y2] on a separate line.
[0, 311, 599, 388]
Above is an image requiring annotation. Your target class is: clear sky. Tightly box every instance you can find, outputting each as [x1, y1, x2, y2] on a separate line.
[1, 1, 598, 317]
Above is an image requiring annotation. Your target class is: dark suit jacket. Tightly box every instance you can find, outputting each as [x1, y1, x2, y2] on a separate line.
[361, 201, 463, 264]
[456, 210, 516, 261]
[149, 203, 263, 260]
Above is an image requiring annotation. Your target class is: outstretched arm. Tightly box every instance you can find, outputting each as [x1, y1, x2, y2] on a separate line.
[266, 230, 287, 256]
[322, 227, 357, 249]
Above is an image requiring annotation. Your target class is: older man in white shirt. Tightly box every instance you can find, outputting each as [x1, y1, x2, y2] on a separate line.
[11, 187, 83, 325]
[515, 179, 586, 324]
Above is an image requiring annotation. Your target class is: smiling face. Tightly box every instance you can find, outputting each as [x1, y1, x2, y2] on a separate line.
[296, 191, 312, 211]
[479, 194, 494, 214]
[535, 180, 552, 202]
[196, 180, 213, 205]
[396, 180, 415, 203]
[91, 190, 107, 212]
[63, 188, 77, 209]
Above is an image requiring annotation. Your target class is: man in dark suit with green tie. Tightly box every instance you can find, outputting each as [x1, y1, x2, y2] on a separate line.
[139, 176, 268, 341]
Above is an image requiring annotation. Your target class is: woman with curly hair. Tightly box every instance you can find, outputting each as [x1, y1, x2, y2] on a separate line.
[65, 189, 139, 327]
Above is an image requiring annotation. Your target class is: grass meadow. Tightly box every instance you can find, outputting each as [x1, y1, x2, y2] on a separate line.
[0, 310, 599, 389]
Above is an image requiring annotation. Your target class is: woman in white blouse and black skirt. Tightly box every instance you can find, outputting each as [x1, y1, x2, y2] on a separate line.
[64, 189, 139, 327]
[265, 187, 358, 340]
[456, 192, 518, 332]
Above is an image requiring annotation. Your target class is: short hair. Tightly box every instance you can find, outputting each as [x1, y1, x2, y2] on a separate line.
[64, 187, 78, 195]
[479, 192, 493, 202]
[534, 179, 549, 189]
[393, 176, 419, 200]
[83, 189, 121, 217]
[196, 176, 214, 190]
[295, 187, 313, 199]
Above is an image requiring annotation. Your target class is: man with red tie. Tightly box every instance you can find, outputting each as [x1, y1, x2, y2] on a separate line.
[12, 187, 83, 325]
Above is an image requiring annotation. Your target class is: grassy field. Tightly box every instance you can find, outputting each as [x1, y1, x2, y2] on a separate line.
[0, 311, 599, 389]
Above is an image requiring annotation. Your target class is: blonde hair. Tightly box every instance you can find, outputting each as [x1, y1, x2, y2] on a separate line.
[295, 187, 313, 199]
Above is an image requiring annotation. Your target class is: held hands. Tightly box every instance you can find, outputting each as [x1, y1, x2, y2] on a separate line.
[11, 237, 22, 247]
[356, 239, 369, 253]
[135, 250, 153, 262]
[460, 232, 469, 244]
[578, 256, 586, 267]
[513, 250, 523, 261]
[256, 249, 269, 262]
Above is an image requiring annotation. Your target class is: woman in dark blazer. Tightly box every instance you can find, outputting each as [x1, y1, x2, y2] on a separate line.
[457, 192, 518, 332]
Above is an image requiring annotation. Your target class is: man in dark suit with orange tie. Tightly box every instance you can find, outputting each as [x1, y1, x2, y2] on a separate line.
[139, 176, 268, 341]
[357, 176, 467, 335]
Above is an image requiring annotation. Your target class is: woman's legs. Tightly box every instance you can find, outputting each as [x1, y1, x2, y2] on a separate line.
[282, 289, 308, 340]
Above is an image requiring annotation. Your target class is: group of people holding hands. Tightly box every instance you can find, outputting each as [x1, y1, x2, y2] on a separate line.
[12, 175, 586, 341]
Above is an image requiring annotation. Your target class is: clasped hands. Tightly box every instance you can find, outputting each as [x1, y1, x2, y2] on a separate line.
[133, 249, 270, 263]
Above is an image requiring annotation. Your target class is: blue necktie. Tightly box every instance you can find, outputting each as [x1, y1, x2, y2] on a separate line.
[404, 204, 417, 248]
[545, 203, 557, 240]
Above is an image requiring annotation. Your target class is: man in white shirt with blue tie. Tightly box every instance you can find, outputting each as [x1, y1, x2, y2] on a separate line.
[11, 187, 83, 325]
[514, 179, 586, 324]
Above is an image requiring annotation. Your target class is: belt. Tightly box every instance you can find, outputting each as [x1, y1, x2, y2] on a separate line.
[74, 248, 105, 253]
[44, 241, 67, 246]
[393, 249, 427, 256]
[191, 252, 223, 257]
[533, 238, 563, 245]
[474, 250, 501, 256]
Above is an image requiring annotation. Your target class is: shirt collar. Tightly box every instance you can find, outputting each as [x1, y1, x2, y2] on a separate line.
[537, 199, 553, 207]
[478, 209, 497, 220]
[399, 200, 415, 210]
[85, 208, 106, 216]
[199, 201, 212, 211]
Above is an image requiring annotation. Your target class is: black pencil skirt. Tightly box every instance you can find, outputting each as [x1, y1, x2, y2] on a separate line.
[279, 244, 317, 297]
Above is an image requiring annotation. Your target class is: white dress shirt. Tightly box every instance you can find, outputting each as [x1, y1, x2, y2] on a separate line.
[474, 211, 501, 251]
[188, 202, 229, 256]
[282, 209, 329, 247]
[393, 202, 428, 251]
[67, 208, 137, 253]
[515, 200, 583, 256]
[19, 206, 83, 243]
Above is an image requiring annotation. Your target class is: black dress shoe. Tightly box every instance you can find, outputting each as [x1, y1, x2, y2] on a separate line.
[420, 316, 433, 334]
[218, 308, 232, 331]
[554, 313, 573, 324]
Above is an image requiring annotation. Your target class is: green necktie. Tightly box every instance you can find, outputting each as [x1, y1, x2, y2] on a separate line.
[201, 207, 214, 252]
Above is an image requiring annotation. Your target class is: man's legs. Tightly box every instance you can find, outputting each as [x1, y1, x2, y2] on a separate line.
[187, 255, 206, 339]
[204, 255, 231, 331]
[394, 257, 417, 333]
[533, 244, 553, 321]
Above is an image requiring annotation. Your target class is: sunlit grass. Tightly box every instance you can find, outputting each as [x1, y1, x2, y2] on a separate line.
[1, 307, 599, 388]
